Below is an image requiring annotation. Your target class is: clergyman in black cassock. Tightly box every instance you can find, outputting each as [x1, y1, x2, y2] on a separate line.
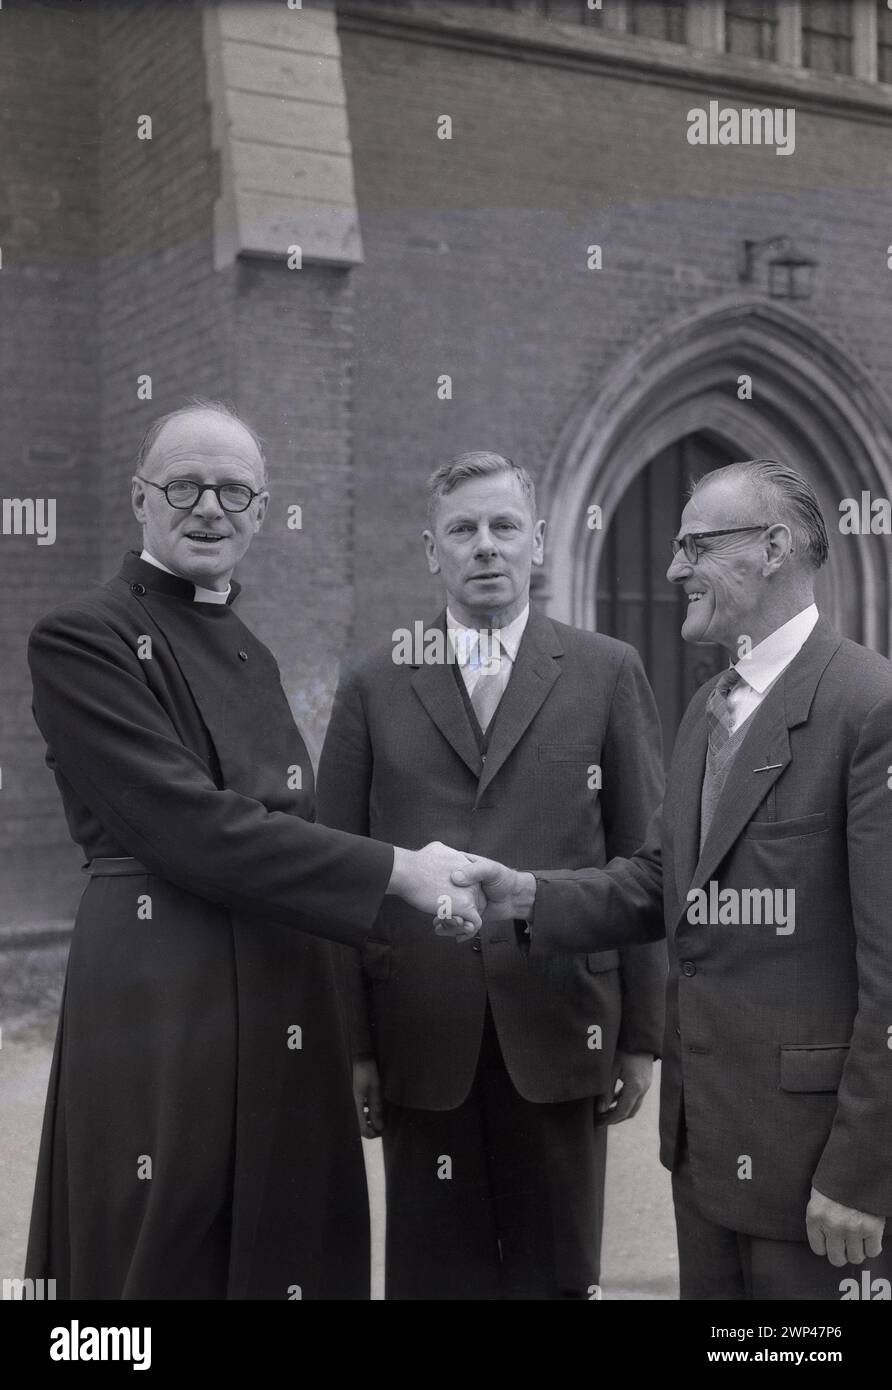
[25, 551, 393, 1299]
[24, 402, 480, 1301]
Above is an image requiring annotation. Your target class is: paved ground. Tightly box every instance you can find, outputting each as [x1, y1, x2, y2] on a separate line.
[0, 940, 678, 1300]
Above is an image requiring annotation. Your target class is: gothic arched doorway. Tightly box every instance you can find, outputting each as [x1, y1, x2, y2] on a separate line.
[539, 296, 892, 748]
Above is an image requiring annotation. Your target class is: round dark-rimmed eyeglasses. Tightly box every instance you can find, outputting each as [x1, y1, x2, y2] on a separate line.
[670, 525, 770, 565]
[136, 477, 262, 514]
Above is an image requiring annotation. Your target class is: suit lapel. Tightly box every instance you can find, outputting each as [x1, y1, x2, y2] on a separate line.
[669, 693, 709, 911]
[690, 690, 791, 895]
[409, 613, 482, 779]
[408, 609, 564, 792]
[476, 611, 563, 799]
[675, 618, 842, 926]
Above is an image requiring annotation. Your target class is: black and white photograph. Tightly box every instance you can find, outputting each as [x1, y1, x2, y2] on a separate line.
[2, 0, 891, 1363]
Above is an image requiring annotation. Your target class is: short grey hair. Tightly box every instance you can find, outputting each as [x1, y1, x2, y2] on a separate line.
[427, 451, 536, 525]
[135, 397, 268, 486]
[691, 458, 829, 570]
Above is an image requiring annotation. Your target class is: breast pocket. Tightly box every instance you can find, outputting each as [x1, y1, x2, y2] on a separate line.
[533, 745, 597, 800]
[745, 811, 832, 841]
[538, 744, 601, 764]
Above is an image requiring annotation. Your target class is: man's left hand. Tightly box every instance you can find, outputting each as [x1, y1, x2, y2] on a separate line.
[595, 1050, 653, 1125]
[806, 1186, 885, 1266]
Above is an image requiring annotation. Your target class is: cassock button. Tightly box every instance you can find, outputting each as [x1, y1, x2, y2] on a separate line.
[682, 961, 696, 978]
[471, 938, 482, 953]
[238, 650, 248, 662]
[130, 582, 146, 596]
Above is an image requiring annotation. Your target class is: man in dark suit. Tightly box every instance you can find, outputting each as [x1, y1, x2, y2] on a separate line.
[24, 399, 482, 1300]
[458, 459, 892, 1299]
[316, 451, 665, 1300]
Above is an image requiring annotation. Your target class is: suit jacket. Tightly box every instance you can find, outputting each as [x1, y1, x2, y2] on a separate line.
[315, 607, 666, 1109]
[25, 552, 393, 1299]
[530, 618, 892, 1240]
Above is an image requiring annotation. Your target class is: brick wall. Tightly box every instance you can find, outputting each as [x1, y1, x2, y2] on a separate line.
[233, 258, 358, 762]
[337, 15, 892, 650]
[97, 0, 233, 570]
[0, 0, 100, 920]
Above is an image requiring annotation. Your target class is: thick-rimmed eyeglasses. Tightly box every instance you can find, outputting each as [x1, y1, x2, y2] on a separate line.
[670, 525, 770, 565]
[137, 477, 262, 514]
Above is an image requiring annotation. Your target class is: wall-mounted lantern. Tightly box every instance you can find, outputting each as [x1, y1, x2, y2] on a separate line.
[740, 237, 817, 300]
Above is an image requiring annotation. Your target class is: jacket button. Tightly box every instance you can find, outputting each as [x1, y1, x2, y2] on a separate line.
[130, 582, 146, 596]
[471, 938, 482, 953]
[238, 650, 248, 662]
[682, 961, 696, 978]
[675, 1026, 681, 1037]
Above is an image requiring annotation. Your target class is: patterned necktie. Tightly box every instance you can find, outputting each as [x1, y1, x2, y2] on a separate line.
[705, 667, 744, 757]
[470, 632, 506, 732]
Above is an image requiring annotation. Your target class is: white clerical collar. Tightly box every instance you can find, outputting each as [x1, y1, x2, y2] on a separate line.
[732, 603, 819, 693]
[446, 603, 530, 667]
[140, 549, 231, 604]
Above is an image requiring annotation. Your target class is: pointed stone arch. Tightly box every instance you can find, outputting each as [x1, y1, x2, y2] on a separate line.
[539, 295, 892, 654]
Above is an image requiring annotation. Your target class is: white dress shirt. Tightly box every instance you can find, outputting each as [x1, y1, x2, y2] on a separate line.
[446, 603, 530, 697]
[140, 549, 231, 605]
[726, 603, 820, 732]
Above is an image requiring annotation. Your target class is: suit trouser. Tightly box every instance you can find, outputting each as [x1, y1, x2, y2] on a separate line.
[672, 1127, 892, 1300]
[383, 1004, 607, 1301]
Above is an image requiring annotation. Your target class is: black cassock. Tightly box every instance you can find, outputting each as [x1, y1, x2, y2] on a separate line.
[25, 553, 393, 1299]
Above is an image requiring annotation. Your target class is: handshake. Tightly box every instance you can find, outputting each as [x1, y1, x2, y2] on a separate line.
[387, 841, 537, 937]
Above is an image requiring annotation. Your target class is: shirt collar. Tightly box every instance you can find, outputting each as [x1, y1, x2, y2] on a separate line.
[732, 603, 820, 693]
[446, 603, 530, 666]
[141, 549, 232, 605]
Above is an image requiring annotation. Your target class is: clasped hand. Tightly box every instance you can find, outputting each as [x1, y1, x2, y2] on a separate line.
[388, 843, 529, 939]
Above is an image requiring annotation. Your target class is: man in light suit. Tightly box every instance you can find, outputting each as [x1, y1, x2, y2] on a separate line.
[316, 451, 665, 1300]
[458, 459, 892, 1299]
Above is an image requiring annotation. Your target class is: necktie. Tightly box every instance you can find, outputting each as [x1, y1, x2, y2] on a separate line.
[470, 633, 506, 732]
[700, 667, 745, 852]
[705, 667, 744, 756]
